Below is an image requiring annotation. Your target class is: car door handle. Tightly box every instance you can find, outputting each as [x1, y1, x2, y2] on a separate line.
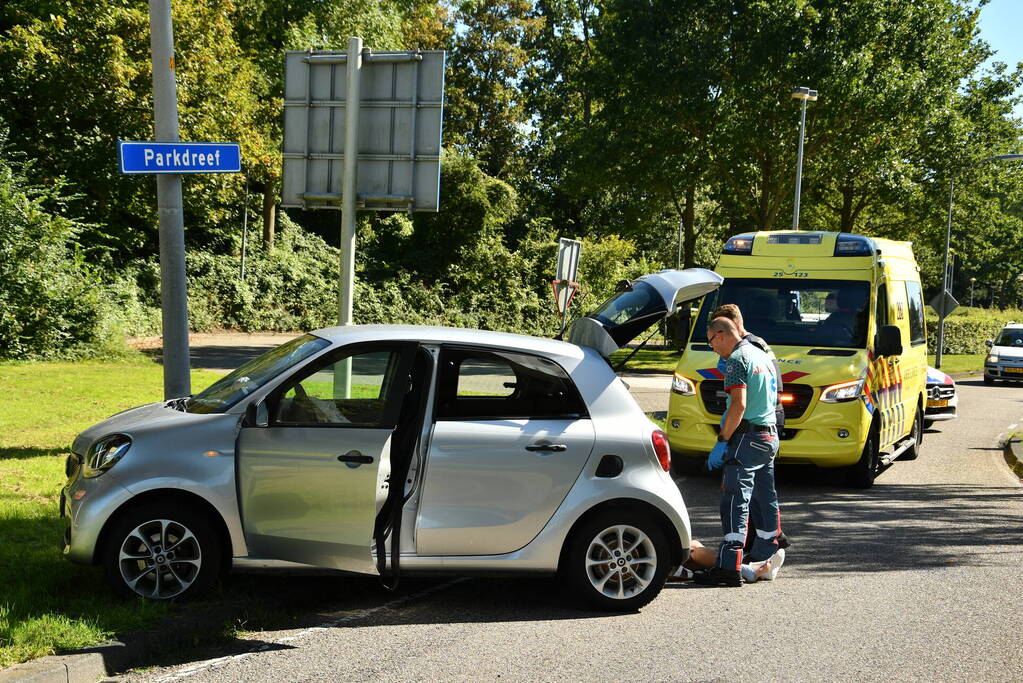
[337, 451, 374, 464]
[525, 443, 567, 453]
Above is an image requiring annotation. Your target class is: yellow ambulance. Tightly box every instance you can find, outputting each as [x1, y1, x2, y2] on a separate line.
[666, 231, 927, 487]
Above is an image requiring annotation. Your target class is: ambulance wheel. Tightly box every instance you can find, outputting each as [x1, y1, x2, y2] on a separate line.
[898, 407, 923, 461]
[847, 426, 879, 489]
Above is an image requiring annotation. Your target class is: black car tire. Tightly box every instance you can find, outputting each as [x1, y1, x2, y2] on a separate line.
[102, 502, 222, 601]
[899, 407, 923, 461]
[984, 375, 994, 385]
[847, 426, 879, 489]
[923, 419, 935, 430]
[562, 509, 671, 612]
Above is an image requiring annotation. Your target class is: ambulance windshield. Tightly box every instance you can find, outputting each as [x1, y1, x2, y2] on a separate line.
[693, 278, 871, 349]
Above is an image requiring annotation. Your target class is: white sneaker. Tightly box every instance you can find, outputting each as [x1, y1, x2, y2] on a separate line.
[763, 548, 785, 581]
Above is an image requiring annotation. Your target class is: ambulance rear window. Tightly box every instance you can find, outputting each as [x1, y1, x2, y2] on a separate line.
[693, 278, 870, 349]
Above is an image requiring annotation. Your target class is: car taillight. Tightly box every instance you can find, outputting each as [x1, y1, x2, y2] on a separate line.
[651, 430, 671, 472]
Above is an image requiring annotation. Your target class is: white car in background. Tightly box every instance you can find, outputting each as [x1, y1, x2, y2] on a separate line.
[984, 322, 1023, 385]
[924, 366, 958, 429]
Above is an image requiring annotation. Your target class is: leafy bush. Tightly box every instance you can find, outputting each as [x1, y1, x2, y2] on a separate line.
[0, 150, 129, 360]
[924, 306, 1022, 354]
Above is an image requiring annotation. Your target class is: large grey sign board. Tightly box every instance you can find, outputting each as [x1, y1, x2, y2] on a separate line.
[282, 49, 445, 212]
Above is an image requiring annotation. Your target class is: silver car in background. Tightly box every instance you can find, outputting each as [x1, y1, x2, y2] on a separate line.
[984, 322, 1023, 384]
[61, 269, 722, 611]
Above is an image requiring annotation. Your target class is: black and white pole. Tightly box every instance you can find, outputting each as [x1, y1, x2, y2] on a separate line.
[791, 87, 817, 231]
[149, 0, 190, 399]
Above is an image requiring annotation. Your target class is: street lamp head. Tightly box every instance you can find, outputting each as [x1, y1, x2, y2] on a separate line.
[791, 86, 818, 101]
[970, 277, 976, 283]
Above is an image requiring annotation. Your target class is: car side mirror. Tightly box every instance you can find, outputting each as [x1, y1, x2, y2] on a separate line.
[245, 401, 269, 427]
[875, 324, 903, 357]
[985, 339, 993, 348]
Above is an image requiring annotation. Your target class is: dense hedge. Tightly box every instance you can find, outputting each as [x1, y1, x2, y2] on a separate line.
[924, 308, 1021, 354]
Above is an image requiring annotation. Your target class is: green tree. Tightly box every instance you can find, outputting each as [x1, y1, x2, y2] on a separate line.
[445, 0, 541, 179]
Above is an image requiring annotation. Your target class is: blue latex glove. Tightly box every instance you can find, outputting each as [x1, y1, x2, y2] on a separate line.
[707, 441, 728, 470]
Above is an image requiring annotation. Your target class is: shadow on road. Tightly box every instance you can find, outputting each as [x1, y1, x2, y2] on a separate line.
[675, 467, 1022, 576]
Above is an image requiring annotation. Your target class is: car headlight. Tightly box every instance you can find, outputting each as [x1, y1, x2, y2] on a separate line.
[820, 379, 864, 403]
[986, 354, 998, 364]
[671, 372, 696, 395]
[83, 434, 131, 478]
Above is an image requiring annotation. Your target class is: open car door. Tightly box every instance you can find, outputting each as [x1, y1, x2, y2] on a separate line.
[568, 268, 723, 357]
[237, 343, 419, 574]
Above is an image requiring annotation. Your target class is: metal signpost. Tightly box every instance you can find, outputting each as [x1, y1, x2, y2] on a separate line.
[281, 40, 446, 329]
[552, 238, 582, 339]
[129, 1, 245, 399]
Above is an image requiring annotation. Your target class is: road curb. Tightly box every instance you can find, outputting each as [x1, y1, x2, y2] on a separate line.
[0, 651, 107, 683]
[1004, 432, 1023, 480]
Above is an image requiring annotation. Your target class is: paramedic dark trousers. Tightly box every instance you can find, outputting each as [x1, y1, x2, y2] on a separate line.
[717, 427, 781, 570]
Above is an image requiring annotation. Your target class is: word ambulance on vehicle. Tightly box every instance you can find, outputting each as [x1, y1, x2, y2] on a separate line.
[666, 231, 927, 488]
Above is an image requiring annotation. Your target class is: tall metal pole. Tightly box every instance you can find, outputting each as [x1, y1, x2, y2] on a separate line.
[149, 0, 190, 399]
[339, 36, 362, 327]
[792, 96, 808, 230]
[936, 176, 954, 369]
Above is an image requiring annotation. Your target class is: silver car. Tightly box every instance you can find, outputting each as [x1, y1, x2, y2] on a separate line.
[60, 269, 721, 611]
[984, 322, 1023, 384]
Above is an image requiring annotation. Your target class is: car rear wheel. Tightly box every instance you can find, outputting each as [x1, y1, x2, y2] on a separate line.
[562, 510, 670, 612]
[102, 503, 221, 600]
[847, 426, 879, 489]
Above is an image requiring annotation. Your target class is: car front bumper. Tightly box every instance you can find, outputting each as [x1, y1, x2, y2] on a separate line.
[985, 363, 1023, 380]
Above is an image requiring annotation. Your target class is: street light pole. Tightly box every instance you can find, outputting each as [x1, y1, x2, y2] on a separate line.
[969, 277, 976, 307]
[936, 153, 1023, 368]
[791, 87, 818, 230]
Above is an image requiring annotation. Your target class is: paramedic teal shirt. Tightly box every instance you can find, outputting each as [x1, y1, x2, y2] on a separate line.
[723, 340, 778, 426]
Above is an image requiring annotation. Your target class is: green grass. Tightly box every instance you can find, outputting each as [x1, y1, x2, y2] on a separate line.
[0, 362, 224, 667]
[926, 353, 985, 376]
[608, 347, 681, 373]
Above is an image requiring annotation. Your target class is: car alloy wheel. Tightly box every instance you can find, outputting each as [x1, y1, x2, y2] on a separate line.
[103, 503, 221, 600]
[585, 524, 658, 600]
[563, 510, 670, 611]
[118, 519, 202, 599]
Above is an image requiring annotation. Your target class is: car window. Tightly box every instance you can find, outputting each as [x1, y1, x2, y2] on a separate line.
[436, 347, 587, 420]
[186, 334, 330, 414]
[904, 281, 925, 346]
[272, 348, 405, 427]
[693, 278, 870, 348]
[996, 328, 1023, 346]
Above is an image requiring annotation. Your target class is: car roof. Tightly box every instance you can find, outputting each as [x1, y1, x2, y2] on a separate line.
[309, 324, 589, 362]
[1002, 322, 1022, 330]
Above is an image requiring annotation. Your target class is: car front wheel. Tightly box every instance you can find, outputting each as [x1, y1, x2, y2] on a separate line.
[562, 510, 670, 612]
[102, 503, 221, 600]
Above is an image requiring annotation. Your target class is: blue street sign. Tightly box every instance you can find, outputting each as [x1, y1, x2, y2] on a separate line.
[118, 141, 241, 174]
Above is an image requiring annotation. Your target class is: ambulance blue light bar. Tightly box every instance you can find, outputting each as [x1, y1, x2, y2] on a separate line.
[722, 233, 756, 255]
[833, 233, 876, 256]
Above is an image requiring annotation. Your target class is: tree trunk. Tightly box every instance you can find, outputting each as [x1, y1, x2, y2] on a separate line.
[262, 185, 276, 252]
[839, 183, 855, 233]
[683, 183, 697, 268]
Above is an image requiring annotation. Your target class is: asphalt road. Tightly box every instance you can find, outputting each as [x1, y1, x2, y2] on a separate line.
[118, 377, 1023, 682]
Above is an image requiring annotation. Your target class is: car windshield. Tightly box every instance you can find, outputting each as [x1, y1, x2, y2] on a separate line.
[185, 334, 331, 414]
[692, 278, 871, 348]
[995, 329, 1023, 346]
